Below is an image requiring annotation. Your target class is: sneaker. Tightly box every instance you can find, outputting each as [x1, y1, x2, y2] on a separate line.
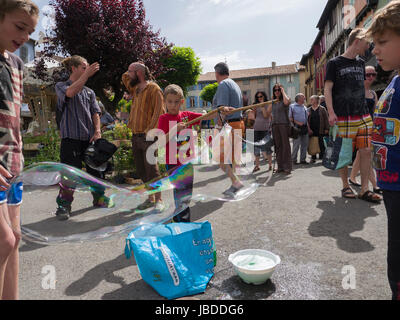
[310, 159, 316, 164]
[293, 161, 299, 165]
[154, 201, 166, 212]
[222, 185, 244, 197]
[137, 199, 156, 210]
[93, 195, 115, 208]
[55, 206, 71, 221]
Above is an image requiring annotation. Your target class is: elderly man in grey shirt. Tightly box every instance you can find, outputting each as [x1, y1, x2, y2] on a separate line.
[212, 62, 245, 197]
[290, 93, 310, 164]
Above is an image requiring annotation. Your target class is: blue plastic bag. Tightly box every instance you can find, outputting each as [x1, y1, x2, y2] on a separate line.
[125, 222, 216, 300]
[323, 125, 353, 170]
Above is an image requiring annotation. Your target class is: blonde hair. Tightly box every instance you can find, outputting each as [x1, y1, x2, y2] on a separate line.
[366, 0, 400, 38]
[0, 0, 39, 21]
[164, 84, 184, 99]
[348, 28, 367, 47]
[62, 55, 87, 74]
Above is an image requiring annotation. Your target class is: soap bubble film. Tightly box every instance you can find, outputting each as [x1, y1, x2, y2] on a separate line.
[11, 125, 274, 245]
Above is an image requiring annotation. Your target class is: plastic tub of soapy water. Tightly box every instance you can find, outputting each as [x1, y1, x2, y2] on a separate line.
[228, 249, 280, 285]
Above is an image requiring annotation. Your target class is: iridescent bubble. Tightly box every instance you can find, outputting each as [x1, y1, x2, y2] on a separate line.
[9, 125, 274, 245]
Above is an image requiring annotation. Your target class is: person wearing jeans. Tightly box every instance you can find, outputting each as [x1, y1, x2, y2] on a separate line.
[290, 93, 309, 164]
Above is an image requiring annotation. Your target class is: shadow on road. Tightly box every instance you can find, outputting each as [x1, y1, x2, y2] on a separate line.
[320, 167, 353, 178]
[263, 172, 292, 187]
[101, 271, 276, 300]
[65, 254, 136, 297]
[191, 200, 225, 221]
[19, 208, 153, 252]
[197, 164, 221, 172]
[308, 196, 379, 253]
[193, 173, 227, 189]
[101, 278, 164, 300]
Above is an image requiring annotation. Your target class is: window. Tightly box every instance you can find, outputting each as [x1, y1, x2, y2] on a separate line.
[329, 8, 337, 33]
[189, 97, 196, 108]
[287, 87, 296, 100]
[202, 100, 208, 107]
[243, 79, 250, 85]
[257, 78, 264, 84]
[287, 74, 293, 83]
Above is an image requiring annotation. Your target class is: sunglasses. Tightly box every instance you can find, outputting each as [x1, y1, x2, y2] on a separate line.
[273, 89, 281, 92]
[366, 73, 377, 77]
[257, 95, 264, 98]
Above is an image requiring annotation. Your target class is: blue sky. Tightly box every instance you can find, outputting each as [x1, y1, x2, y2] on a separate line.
[33, 0, 327, 72]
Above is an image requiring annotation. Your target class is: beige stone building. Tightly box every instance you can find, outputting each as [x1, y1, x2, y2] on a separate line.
[187, 62, 304, 110]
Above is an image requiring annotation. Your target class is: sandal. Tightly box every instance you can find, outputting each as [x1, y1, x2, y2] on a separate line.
[252, 166, 260, 173]
[358, 191, 382, 203]
[373, 188, 383, 194]
[349, 179, 361, 187]
[341, 187, 356, 199]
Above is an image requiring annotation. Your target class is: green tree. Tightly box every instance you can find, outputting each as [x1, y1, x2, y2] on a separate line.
[158, 46, 202, 96]
[200, 82, 218, 103]
[35, 0, 172, 114]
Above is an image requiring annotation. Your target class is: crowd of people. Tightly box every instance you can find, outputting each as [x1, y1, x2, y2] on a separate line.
[0, 0, 399, 301]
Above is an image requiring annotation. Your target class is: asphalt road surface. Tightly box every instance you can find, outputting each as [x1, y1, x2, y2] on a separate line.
[18, 158, 390, 300]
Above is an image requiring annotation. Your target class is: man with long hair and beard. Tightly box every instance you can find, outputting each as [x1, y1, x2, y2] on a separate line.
[122, 62, 166, 210]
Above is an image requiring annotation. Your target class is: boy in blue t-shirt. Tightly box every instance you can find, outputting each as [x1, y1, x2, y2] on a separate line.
[367, 0, 400, 300]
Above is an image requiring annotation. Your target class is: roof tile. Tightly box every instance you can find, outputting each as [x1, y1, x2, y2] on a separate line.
[198, 64, 300, 82]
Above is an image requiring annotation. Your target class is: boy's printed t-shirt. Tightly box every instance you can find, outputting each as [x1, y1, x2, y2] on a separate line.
[0, 51, 24, 176]
[325, 56, 367, 117]
[158, 111, 202, 165]
[372, 75, 400, 191]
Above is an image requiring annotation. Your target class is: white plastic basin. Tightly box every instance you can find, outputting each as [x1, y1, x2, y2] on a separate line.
[228, 249, 280, 285]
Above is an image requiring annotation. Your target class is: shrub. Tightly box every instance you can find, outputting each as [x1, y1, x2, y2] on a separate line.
[24, 128, 61, 167]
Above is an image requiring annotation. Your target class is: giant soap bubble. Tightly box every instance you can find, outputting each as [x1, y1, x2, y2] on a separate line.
[9, 124, 274, 245]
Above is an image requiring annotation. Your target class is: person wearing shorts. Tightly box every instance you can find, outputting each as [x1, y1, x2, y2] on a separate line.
[324, 28, 382, 203]
[0, 0, 39, 300]
[0, 183, 23, 207]
[212, 62, 245, 197]
[336, 114, 373, 152]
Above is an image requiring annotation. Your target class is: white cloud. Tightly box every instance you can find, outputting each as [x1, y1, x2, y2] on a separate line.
[199, 50, 253, 73]
[32, 0, 327, 74]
